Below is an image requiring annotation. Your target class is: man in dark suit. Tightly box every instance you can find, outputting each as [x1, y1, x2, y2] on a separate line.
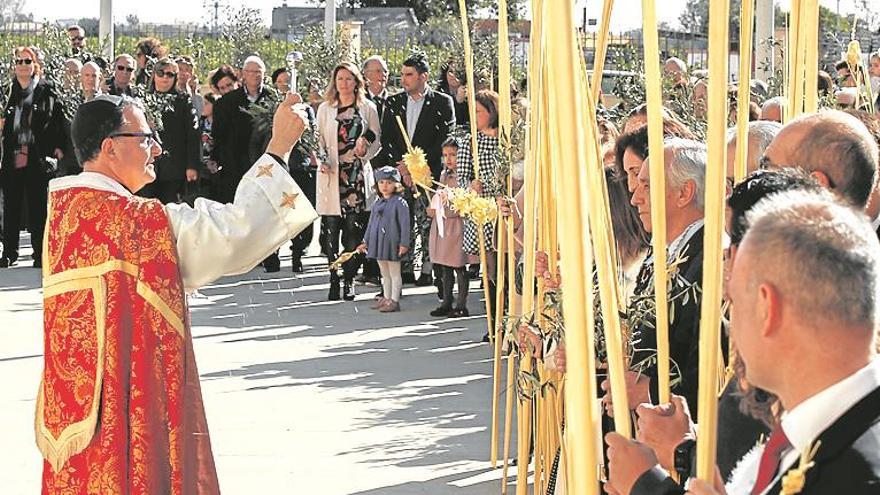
[377, 53, 455, 286]
[212, 55, 280, 270]
[212, 56, 277, 203]
[603, 138, 711, 422]
[363, 55, 390, 126]
[107, 54, 138, 97]
[605, 189, 880, 495]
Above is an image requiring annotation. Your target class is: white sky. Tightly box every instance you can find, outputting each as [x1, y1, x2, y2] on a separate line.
[26, 0, 870, 31]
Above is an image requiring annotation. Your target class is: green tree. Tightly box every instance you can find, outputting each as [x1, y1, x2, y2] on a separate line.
[323, 0, 526, 23]
[679, 0, 853, 37]
[677, 0, 743, 36]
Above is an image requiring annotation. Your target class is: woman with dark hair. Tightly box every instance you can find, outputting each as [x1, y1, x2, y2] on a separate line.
[271, 67, 291, 94]
[134, 37, 166, 86]
[0, 46, 67, 268]
[605, 166, 649, 286]
[456, 89, 504, 336]
[613, 118, 696, 193]
[316, 62, 382, 300]
[209, 64, 239, 95]
[138, 56, 199, 204]
[200, 92, 221, 202]
[437, 59, 469, 128]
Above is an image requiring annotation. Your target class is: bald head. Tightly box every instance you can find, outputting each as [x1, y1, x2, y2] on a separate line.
[761, 110, 879, 209]
[664, 57, 687, 74]
[760, 97, 783, 122]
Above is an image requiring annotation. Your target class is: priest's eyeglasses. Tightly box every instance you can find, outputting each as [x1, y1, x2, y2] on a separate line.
[109, 131, 162, 148]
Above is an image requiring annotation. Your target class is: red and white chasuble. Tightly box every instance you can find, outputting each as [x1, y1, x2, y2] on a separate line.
[35, 155, 317, 494]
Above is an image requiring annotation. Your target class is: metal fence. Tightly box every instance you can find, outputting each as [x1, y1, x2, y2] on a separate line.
[0, 22, 874, 77]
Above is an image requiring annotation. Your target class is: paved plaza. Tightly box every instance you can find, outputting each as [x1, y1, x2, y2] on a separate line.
[0, 241, 523, 494]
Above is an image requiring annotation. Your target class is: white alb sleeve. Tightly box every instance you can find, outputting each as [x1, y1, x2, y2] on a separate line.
[165, 154, 318, 292]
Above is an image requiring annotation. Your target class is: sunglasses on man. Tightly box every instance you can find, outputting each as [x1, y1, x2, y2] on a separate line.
[116, 65, 135, 73]
[15, 59, 33, 65]
[71, 36, 85, 41]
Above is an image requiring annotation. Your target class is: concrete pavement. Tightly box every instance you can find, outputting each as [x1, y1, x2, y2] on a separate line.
[0, 246, 525, 494]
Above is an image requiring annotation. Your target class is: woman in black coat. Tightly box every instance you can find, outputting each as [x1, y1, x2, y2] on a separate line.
[437, 59, 470, 129]
[0, 46, 67, 268]
[138, 56, 199, 204]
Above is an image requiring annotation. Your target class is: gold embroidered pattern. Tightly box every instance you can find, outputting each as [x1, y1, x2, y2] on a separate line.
[280, 191, 298, 209]
[36, 277, 107, 474]
[256, 164, 274, 178]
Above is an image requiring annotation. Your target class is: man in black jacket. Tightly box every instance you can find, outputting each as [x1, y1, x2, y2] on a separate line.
[107, 54, 138, 97]
[363, 55, 390, 125]
[608, 190, 880, 495]
[604, 138, 711, 423]
[212, 55, 277, 205]
[377, 53, 455, 285]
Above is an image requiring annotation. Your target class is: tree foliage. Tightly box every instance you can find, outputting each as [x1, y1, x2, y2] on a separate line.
[678, 0, 858, 39]
[0, 0, 27, 25]
[327, 0, 526, 23]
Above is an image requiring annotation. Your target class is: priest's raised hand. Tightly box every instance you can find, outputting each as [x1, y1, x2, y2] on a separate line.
[35, 93, 317, 494]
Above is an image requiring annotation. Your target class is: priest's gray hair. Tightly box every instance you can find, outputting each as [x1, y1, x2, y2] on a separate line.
[663, 138, 707, 211]
[744, 190, 880, 330]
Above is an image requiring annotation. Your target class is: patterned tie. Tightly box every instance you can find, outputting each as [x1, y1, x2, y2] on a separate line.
[751, 425, 792, 495]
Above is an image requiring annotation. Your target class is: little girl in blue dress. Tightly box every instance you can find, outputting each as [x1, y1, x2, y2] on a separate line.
[358, 166, 410, 312]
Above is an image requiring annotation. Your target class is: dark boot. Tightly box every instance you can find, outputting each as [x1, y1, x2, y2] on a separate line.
[450, 267, 470, 318]
[343, 276, 355, 301]
[430, 304, 452, 317]
[431, 269, 453, 316]
[291, 258, 304, 272]
[263, 251, 280, 273]
[433, 264, 445, 300]
[328, 271, 341, 301]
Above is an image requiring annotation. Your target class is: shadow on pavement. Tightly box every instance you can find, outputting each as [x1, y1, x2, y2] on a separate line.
[194, 256, 518, 490]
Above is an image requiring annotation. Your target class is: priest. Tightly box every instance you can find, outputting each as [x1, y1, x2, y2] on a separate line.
[35, 92, 317, 493]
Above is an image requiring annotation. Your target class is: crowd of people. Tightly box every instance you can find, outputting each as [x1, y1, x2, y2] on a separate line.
[5, 18, 880, 495]
[0, 25, 525, 322]
[510, 61, 880, 495]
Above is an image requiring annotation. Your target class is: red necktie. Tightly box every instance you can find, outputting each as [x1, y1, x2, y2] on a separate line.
[751, 426, 792, 494]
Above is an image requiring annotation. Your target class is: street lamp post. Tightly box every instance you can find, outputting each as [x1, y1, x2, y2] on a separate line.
[324, 0, 336, 43]
[99, 0, 114, 61]
[755, 0, 775, 81]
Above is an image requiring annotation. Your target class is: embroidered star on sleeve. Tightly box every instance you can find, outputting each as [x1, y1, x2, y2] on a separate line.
[280, 192, 299, 209]
[256, 164, 274, 178]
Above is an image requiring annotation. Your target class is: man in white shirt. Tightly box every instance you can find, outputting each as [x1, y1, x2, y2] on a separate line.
[606, 190, 880, 495]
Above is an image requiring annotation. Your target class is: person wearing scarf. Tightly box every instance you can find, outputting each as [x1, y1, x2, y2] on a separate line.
[0, 46, 66, 268]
